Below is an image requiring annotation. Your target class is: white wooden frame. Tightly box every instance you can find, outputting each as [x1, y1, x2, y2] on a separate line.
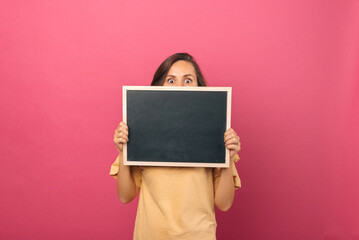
[122, 86, 232, 168]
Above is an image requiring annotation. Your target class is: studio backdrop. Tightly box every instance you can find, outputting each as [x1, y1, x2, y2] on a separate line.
[0, 1, 358, 239]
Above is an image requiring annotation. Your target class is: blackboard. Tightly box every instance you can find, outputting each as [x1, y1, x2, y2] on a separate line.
[123, 86, 232, 168]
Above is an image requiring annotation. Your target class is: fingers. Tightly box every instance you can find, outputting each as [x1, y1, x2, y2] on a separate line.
[226, 144, 241, 155]
[115, 122, 128, 131]
[113, 136, 128, 152]
[114, 130, 129, 142]
[114, 121, 129, 139]
[115, 122, 128, 132]
[224, 128, 238, 140]
[225, 139, 240, 148]
[115, 127, 128, 134]
[113, 136, 128, 146]
[224, 128, 235, 137]
[114, 132, 129, 141]
[114, 122, 129, 152]
[225, 134, 239, 143]
[113, 137, 128, 144]
[224, 128, 241, 153]
[119, 121, 128, 130]
[224, 129, 240, 145]
[226, 144, 241, 150]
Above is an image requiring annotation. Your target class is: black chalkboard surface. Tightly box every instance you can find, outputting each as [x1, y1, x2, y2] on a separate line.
[123, 86, 232, 168]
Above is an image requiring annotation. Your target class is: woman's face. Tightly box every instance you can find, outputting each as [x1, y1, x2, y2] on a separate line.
[162, 60, 198, 87]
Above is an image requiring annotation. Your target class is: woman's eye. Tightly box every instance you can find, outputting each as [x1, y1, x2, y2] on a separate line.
[185, 79, 192, 83]
[168, 79, 174, 83]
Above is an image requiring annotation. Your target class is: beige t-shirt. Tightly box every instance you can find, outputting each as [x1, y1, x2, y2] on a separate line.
[109, 154, 241, 240]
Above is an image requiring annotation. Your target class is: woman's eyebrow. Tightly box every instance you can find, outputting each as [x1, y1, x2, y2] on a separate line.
[166, 74, 176, 78]
[183, 74, 194, 78]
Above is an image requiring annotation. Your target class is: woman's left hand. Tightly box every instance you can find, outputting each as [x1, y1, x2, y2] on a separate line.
[224, 128, 241, 158]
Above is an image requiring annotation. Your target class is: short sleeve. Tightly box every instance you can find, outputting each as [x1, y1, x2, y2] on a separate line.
[109, 155, 142, 188]
[213, 153, 241, 190]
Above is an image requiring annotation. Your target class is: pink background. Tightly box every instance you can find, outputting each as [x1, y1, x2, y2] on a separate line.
[1, 1, 358, 239]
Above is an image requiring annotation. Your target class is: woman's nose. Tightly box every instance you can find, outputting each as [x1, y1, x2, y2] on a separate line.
[176, 81, 184, 86]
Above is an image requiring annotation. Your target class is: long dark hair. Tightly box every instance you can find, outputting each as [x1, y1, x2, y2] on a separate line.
[151, 53, 207, 86]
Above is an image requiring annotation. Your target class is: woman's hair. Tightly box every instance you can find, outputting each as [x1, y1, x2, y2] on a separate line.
[151, 53, 207, 86]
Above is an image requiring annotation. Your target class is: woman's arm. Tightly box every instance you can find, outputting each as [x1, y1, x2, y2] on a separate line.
[116, 152, 139, 203]
[113, 122, 139, 204]
[214, 128, 241, 211]
[214, 157, 236, 211]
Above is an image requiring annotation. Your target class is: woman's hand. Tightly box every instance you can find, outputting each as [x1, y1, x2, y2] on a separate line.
[215, 128, 240, 211]
[113, 122, 129, 152]
[224, 128, 241, 158]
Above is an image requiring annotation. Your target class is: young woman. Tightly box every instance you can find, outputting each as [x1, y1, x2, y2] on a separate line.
[110, 53, 241, 240]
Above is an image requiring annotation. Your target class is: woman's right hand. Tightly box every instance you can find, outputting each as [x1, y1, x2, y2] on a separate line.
[113, 122, 129, 152]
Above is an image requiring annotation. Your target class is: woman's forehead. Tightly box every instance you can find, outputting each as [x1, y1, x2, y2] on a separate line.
[167, 60, 196, 75]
